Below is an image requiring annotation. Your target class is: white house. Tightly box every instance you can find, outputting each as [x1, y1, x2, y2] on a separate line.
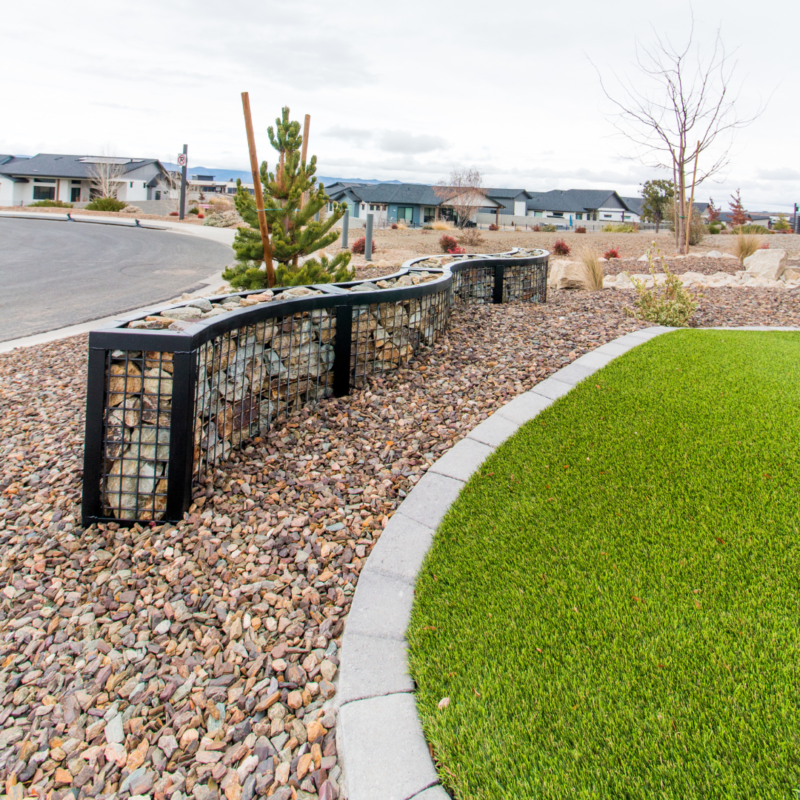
[526, 189, 641, 226]
[0, 154, 174, 206]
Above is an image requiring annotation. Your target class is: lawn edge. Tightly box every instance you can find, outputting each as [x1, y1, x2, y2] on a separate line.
[335, 324, 797, 800]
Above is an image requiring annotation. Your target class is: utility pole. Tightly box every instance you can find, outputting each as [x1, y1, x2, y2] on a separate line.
[178, 144, 188, 220]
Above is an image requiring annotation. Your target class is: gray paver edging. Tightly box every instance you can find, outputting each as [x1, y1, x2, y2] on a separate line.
[336, 324, 800, 800]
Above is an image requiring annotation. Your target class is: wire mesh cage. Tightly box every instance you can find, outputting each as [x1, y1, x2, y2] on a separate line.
[82, 248, 549, 526]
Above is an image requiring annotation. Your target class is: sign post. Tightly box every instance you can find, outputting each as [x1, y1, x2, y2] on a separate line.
[178, 146, 188, 220]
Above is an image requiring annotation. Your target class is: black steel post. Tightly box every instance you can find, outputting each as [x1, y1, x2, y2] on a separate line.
[179, 144, 188, 221]
[493, 263, 505, 304]
[333, 305, 353, 397]
[165, 348, 198, 521]
[81, 344, 110, 526]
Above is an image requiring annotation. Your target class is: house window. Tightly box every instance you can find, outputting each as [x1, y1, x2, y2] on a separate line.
[155, 191, 161, 200]
[552, 212, 564, 218]
[396, 206, 414, 222]
[533, 211, 543, 217]
[130, 182, 134, 188]
[576, 213, 583, 220]
[33, 186, 55, 200]
[603, 214, 612, 219]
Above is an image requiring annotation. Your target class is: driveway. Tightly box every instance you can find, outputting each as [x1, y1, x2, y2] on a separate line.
[0, 217, 233, 342]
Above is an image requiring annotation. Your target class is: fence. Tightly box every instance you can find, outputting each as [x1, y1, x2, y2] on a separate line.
[81, 249, 549, 526]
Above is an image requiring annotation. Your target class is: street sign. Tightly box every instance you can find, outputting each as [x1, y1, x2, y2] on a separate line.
[177, 153, 187, 167]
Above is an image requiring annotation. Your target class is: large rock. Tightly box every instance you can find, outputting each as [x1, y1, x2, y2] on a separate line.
[548, 260, 593, 290]
[743, 249, 787, 280]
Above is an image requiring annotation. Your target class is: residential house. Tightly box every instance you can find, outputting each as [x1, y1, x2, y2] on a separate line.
[480, 188, 531, 217]
[0, 154, 174, 206]
[326, 182, 502, 226]
[526, 190, 640, 226]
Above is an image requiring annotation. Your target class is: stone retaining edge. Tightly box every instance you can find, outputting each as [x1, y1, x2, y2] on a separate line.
[335, 324, 800, 800]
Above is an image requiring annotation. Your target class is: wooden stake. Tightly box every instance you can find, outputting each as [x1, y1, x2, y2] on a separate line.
[300, 114, 311, 210]
[685, 141, 700, 253]
[241, 91, 275, 288]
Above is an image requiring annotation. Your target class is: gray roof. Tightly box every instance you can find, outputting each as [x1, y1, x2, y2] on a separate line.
[620, 196, 645, 217]
[0, 155, 14, 165]
[331, 183, 445, 206]
[484, 187, 530, 200]
[526, 189, 626, 213]
[0, 153, 163, 179]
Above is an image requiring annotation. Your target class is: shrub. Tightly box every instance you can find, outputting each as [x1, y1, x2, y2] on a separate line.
[28, 199, 73, 208]
[439, 234, 459, 253]
[447, 245, 466, 255]
[626, 247, 698, 327]
[396, 221, 407, 230]
[169, 211, 179, 216]
[532, 224, 541, 232]
[458, 229, 484, 247]
[391, 223, 398, 229]
[732, 224, 770, 235]
[734, 234, 761, 263]
[604, 248, 620, 260]
[350, 236, 378, 255]
[708, 222, 723, 235]
[422, 225, 433, 231]
[577, 248, 604, 290]
[541, 224, 558, 233]
[759, 241, 770, 249]
[197, 213, 205, 219]
[488, 223, 499, 231]
[552, 239, 570, 256]
[602, 223, 637, 233]
[432, 220, 451, 231]
[774, 215, 792, 232]
[189, 207, 200, 215]
[575, 226, 587, 234]
[85, 197, 127, 212]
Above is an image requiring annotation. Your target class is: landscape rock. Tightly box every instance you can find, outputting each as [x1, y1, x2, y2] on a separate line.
[744, 249, 787, 280]
[548, 260, 592, 290]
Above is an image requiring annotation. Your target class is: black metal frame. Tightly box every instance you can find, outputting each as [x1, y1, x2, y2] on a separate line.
[81, 249, 548, 526]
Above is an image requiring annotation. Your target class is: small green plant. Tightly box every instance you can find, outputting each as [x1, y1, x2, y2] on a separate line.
[626, 245, 697, 326]
[85, 197, 128, 211]
[773, 214, 792, 232]
[732, 224, 770, 235]
[540, 223, 557, 233]
[28, 199, 73, 208]
[708, 222, 723, 235]
[188, 206, 200, 215]
[602, 223, 637, 233]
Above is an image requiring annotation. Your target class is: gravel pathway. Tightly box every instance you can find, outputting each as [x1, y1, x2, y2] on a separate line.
[2, 289, 799, 800]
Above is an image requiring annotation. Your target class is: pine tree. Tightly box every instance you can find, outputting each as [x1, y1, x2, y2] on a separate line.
[728, 189, 749, 227]
[223, 107, 354, 289]
[706, 198, 720, 222]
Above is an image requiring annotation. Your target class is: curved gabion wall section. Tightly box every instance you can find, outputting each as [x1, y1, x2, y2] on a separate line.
[81, 248, 548, 525]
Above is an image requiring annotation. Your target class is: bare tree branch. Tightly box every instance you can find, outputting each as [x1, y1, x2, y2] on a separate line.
[433, 168, 486, 229]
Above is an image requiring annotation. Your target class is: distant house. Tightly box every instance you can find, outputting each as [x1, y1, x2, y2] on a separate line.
[526, 190, 640, 225]
[480, 188, 531, 217]
[326, 182, 502, 226]
[0, 154, 173, 206]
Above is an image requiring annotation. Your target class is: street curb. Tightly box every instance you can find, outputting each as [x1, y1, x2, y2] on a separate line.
[336, 324, 800, 800]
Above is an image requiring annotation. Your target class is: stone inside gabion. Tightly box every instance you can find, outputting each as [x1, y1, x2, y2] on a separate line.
[101, 252, 547, 522]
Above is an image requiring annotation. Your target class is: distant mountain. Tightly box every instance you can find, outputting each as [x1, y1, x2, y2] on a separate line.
[161, 163, 400, 187]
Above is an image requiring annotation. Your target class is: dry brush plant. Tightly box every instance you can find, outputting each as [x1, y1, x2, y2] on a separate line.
[734, 233, 761, 264]
[626, 245, 698, 326]
[431, 220, 452, 231]
[578, 248, 605, 290]
[458, 228, 484, 247]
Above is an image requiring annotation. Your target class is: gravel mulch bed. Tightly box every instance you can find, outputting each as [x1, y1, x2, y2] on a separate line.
[1, 290, 798, 800]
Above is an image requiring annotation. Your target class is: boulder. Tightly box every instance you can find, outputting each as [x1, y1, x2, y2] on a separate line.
[121, 205, 143, 214]
[547, 260, 593, 290]
[706, 250, 725, 258]
[743, 249, 787, 281]
[783, 267, 800, 282]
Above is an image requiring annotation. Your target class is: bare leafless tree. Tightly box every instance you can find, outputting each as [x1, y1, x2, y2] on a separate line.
[593, 20, 762, 253]
[434, 167, 486, 229]
[87, 157, 126, 199]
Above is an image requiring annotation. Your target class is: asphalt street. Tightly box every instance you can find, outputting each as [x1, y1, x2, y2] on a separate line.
[0, 217, 233, 342]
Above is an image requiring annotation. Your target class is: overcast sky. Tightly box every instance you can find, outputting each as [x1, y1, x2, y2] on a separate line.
[2, 0, 797, 210]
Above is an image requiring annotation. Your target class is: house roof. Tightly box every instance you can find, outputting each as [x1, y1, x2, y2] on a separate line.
[620, 196, 645, 217]
[329, 183, 444, 206]
[0, 153, 164, 179]
[484, 188, 530, 200]
[526, 189, 628, 213]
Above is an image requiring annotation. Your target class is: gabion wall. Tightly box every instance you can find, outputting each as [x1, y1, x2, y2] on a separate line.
[82, 249, 548, 525]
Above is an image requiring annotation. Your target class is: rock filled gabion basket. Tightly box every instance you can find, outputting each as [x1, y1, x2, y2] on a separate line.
[81, 249, 548, 525]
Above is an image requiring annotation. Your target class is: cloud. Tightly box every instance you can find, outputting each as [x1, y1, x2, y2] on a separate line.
[377, 131, 448, 154]
[755, 168, 800, 181]
[324, 125, 374, 141]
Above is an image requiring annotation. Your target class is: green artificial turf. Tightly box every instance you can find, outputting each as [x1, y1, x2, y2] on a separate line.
[408, 330, 800, 800]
